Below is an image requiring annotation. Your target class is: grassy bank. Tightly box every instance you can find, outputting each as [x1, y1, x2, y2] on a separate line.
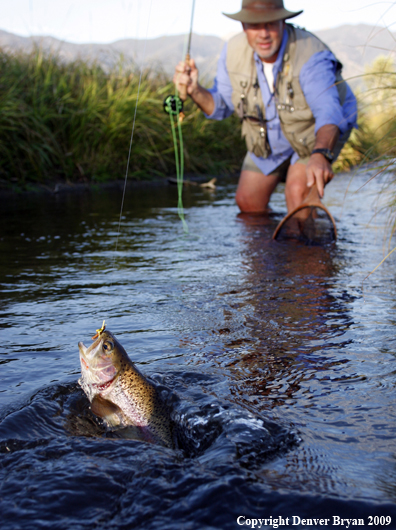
[349, 56, 396, 239]
[343, 56, 396, 171]
[0, 48, 244, 187]
[0, 48, 388, 189]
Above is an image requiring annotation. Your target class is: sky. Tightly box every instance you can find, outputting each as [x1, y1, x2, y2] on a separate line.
[2, 0, 396, 43]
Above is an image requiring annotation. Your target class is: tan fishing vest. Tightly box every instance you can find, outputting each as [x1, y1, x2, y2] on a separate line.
[226, 24, 347, 158]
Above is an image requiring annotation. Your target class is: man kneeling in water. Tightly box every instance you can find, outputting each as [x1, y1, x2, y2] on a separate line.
[174, 0, 357, 213]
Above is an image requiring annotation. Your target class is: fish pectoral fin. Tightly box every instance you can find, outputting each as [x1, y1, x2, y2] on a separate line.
[91, 395, 124, 425]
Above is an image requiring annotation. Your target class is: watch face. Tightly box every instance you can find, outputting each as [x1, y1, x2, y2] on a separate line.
[323, 150, 334, 162]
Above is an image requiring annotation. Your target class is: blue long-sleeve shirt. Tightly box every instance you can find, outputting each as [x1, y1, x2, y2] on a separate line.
[206, 29, 358, 174]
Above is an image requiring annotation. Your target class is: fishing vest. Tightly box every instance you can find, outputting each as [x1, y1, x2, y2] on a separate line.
[226, 24, 347, 158]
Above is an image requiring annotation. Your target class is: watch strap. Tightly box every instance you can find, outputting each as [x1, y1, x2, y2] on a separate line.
[311, 148, 334, 163]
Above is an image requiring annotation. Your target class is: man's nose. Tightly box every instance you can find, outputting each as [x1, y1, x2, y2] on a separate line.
[257, 26, 270, 37]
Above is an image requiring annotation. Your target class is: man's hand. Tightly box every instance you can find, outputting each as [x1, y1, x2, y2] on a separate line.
[173, 58, 215, 115]
[306, 124, 339, 198]
[173, 58, 199, 98]
[306, 153, 334, 198]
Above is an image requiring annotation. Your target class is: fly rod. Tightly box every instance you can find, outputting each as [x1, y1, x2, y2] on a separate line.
[163, 0, 196, 121]
[162, 0, 197, 234]
[178, 0, 196, 115]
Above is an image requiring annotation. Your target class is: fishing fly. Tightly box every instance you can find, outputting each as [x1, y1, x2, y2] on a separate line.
[92, 320, 106, 341]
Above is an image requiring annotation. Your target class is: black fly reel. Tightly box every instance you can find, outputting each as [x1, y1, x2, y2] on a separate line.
[163, 95, 183, 116]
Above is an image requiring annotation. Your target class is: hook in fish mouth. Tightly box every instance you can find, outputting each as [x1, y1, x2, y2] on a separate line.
[92, 320, 106, 340]
[79, 334, 119, 391]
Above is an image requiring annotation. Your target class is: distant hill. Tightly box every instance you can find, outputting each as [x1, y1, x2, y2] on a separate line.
[0, 28, 224, 82]
[0, 24, 395, 87]
[314, 24, 396, 85]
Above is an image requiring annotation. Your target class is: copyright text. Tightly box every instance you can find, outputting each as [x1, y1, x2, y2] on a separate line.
[236, 515, 392, 528]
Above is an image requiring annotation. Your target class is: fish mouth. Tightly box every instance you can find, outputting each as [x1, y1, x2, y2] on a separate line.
[80, 357, 89, 370]
[78, 339, 118, 391]
[79, 339, 101, 359]
[78, 339, 103, 365]
[79, 342, 91, 372]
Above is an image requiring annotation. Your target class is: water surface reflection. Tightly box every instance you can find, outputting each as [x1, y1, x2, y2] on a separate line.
[1, 174, 396, 528]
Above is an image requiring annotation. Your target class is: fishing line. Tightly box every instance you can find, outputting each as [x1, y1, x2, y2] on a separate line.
[168, 97, 189, 233]
[163, 0, 196, 235]
[114, 0, 153, 256]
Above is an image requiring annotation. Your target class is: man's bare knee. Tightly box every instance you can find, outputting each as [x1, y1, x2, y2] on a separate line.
[235, 190, 266, 213]
[284, 163, 310, 211]
[235, 170, 278, 213]
[285, 179, 306, 198]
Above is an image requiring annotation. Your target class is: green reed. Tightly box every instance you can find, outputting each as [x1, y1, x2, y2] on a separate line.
[346, 56, 396, 242]
[0, 47, 390, 190]
[0, 48, 244, 186]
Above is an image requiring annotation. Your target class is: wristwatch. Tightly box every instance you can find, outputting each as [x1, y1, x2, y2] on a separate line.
[311, 148, 334, 163]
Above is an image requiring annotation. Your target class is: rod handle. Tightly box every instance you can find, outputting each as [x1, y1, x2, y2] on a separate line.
[179, 53, 191, 103]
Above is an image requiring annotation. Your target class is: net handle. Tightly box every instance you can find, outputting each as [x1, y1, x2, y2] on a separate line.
[272, 183, 337, 240]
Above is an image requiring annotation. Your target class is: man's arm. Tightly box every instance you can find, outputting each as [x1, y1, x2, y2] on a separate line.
[306, 123, 339, 198]
[300, 51, 347, 197]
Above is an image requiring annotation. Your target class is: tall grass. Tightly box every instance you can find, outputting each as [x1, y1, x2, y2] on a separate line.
[0, 47, 392, 189]
[0, 48, 244, 186]
[347, 56, 396, 242]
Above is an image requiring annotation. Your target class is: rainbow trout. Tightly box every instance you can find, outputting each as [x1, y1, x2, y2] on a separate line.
[78, 326, 174, 448]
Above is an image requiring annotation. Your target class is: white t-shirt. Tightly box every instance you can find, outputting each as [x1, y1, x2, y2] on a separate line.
[263, 61, 275, 93]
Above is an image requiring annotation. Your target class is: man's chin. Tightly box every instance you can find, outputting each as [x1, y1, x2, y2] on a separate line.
[257, 52, 276, 61]
[255, 45, 277, 61]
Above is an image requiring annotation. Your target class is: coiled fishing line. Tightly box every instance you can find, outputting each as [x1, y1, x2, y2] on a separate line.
[164, 0, 196, 235]
[166, 91, 189, 234]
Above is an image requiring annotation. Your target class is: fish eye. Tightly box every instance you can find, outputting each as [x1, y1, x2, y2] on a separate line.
[102, 340, 114, 353]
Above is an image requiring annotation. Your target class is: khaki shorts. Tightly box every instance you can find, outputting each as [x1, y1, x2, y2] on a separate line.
[241, 155, 292, 182]
[241, 129, 352, 180]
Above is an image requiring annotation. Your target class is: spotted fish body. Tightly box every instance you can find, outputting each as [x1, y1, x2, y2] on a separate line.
[78, 330, 174, 448]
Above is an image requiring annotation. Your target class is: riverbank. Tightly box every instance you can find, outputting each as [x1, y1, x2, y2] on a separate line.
[0, 46, 378, 193]
[0, 48, 245, 188]
[0, 172, 234, 199]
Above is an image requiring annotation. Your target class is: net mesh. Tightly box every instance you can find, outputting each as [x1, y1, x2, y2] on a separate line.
[274, 206, 336, 245]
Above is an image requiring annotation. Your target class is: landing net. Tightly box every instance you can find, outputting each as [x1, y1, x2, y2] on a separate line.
[273, 206, 337, 245]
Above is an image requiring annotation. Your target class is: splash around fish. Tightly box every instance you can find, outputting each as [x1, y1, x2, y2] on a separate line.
[78, 322, 175, 448]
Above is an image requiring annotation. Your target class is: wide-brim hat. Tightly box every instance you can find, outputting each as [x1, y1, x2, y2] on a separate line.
[223, 0, 303, 24]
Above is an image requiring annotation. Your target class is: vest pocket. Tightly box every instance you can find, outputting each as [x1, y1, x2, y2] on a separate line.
[241, 119, 271, 158]
[286, 125, 316, 158]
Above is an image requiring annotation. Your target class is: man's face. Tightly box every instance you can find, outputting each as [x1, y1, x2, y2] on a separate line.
[242, 20, 285, 63]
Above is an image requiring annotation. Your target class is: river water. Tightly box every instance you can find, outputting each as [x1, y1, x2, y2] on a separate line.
[1, 170, 396, 529]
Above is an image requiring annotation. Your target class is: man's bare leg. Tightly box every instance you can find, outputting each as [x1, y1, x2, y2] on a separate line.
[235, 170, 280, 213]
[284, 162, 310, 213]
